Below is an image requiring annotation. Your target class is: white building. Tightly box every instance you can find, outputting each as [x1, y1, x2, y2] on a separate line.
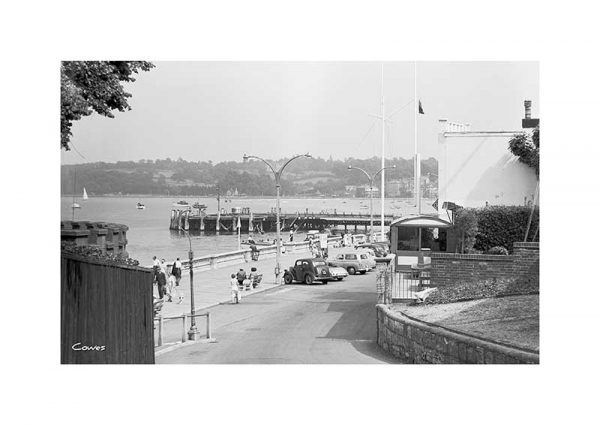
[437, 101, 538, 220]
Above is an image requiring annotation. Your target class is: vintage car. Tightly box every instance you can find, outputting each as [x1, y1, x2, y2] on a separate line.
[328, 266, 348, 281]
[328, 251, 370, 275]
[353, 247, 377, 269]
[283, 258, 332, 285]
[356, 243, 386, 257]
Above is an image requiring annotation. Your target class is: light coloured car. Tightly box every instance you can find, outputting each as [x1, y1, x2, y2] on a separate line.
[355, 247, 377, 269]
[328, 266, 348, 281]
[358, 252, 376, 270]
[328, 252, 370, 275]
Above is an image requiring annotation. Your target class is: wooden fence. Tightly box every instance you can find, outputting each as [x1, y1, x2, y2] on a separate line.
[61, 253, 155, 364]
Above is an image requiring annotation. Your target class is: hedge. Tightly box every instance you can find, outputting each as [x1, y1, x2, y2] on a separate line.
[472, 205, 539, 253]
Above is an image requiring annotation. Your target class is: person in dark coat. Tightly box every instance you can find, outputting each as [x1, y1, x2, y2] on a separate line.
[157, 269, 167, 300]
[172, 257, 182, 286]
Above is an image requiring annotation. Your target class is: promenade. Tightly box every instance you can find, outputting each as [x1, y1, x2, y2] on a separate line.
[156, 249, 312, 317]
[153, 246, 325, 350]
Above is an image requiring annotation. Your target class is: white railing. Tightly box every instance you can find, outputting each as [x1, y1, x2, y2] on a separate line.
[152, 236, 342, 273]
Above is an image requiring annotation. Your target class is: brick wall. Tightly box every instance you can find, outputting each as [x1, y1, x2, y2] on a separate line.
[430, 242, 539, 287]
[376, 304, 539, 364]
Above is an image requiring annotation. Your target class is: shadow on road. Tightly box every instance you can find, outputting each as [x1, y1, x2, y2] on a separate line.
[314, 290, 401, 363]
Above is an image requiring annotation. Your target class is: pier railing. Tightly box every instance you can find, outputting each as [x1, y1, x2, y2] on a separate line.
[162, 236, 342, 273]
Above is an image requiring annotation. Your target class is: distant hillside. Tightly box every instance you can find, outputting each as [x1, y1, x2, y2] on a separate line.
[61, 156, 438, 197]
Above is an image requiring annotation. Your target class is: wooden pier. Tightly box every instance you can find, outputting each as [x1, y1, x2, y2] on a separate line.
[170, 209, 397, 233]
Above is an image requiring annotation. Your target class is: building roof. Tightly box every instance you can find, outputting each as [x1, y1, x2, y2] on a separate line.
[390, 214, 453, 228]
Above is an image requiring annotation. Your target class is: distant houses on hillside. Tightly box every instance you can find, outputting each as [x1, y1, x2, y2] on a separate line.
[345, 176, 438, 199]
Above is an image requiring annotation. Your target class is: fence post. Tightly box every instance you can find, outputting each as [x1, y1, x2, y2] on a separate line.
[158, 315, 163, 347]
[206, 312, 211, 339]
[182, 314, 187, 343]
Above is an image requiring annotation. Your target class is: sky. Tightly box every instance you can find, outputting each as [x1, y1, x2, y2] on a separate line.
[61, 61, 539, 165]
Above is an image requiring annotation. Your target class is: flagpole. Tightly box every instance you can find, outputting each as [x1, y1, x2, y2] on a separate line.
[380, 63, 385, 241]
[414, 61, 421, 214]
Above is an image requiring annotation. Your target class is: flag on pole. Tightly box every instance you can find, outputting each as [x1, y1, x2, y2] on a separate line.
[418, 100, 424, 114]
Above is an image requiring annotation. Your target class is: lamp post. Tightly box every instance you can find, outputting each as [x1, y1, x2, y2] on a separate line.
[348, 164, 396, 241]
[180, 226, 199, 340]
[243, 153, 312, 283]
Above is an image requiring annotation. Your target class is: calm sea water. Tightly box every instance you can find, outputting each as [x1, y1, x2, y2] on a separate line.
[61, 196, 434, 264]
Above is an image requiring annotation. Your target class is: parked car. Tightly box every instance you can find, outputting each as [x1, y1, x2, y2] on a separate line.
[356, 246, 382, 263]
[356, 243, 386, 257]
[371, 241, 391, 255]
[350, 234, 368, 245]
[328, 251, 369, 275]
[328, 266, 348, 281]
[357, 251, 376, 269]
[283, 258, 332, 285]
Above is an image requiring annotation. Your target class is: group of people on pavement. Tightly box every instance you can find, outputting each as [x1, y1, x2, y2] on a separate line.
[230, 267, 261, 304]
[152, 256, 184, 304]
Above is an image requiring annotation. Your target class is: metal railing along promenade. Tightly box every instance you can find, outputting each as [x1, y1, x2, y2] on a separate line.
[154, 312, 212, 347]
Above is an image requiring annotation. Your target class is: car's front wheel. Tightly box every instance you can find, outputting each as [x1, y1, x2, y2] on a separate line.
[337, 277, 343, 281]
[304, 274, 314, 285]
[283, 273, 293, 285]
[347, 266, 356, 275]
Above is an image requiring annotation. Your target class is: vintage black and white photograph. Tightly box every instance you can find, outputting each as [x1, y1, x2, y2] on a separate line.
[6, 1, 600, 424]
[60, 61, 540, 365]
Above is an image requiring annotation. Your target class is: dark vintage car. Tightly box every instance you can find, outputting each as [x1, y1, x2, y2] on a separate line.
[283, 258, 332, 285]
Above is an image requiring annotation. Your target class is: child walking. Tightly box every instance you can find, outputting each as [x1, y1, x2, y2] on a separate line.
[230, 273, 241, 304]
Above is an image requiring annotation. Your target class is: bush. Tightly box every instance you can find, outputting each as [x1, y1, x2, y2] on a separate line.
[487, 246, 509, 255]
[473, 205, 539, 253]
[61, 241, 140, 266]
[453, 208, 479, 253]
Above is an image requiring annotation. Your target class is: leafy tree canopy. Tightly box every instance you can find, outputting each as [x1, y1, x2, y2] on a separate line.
[61, 61, 154, 150]
[508, 127, 539, 177]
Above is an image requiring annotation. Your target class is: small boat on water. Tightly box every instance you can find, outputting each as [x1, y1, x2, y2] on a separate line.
[192, 202, 207, 209]
[72, 202, 81, 209]
[136, 202, 145, 210]
[172, 200, 191, 209]
[359, 205, 369, 209]
[83, 188, 89, 201]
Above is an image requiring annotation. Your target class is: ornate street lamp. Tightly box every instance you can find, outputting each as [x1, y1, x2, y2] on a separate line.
[243, 153, 312, 283]
[348, 164, 396, 241]
[180, 226, 199, 340]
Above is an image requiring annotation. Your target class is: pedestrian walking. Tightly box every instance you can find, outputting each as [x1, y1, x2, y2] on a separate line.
[167, 271, 183, 304]
[157, 268, 168, 300]
[230, 273, 241, 304]
[152, 256, 160, 282]
[172, 257, 182, 286]
[289, 229, 294, 242]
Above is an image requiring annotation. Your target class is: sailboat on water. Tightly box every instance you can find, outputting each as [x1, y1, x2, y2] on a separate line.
[72, 188, 88, 210]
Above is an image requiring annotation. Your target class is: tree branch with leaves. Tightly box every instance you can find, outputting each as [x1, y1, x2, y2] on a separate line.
[508, 127, 539, 177]
[61, 61, 154, 150]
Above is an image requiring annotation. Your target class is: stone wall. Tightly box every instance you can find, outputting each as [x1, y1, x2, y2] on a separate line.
[430, 242, 539, 288]
[376, 304, 539, 364]
[61, 221, 129, 257]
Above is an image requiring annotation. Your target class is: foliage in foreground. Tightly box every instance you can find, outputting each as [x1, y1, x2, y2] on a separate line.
[61, 242, 140, 266]
[61, 61, 154, 150]
[473, 205, 539, 251]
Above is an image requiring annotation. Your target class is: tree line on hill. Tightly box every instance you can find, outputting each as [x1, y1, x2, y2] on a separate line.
[61, 156, 438, 197]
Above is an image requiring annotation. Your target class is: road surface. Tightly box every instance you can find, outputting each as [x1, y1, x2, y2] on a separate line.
[156, 271, 400, 364]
